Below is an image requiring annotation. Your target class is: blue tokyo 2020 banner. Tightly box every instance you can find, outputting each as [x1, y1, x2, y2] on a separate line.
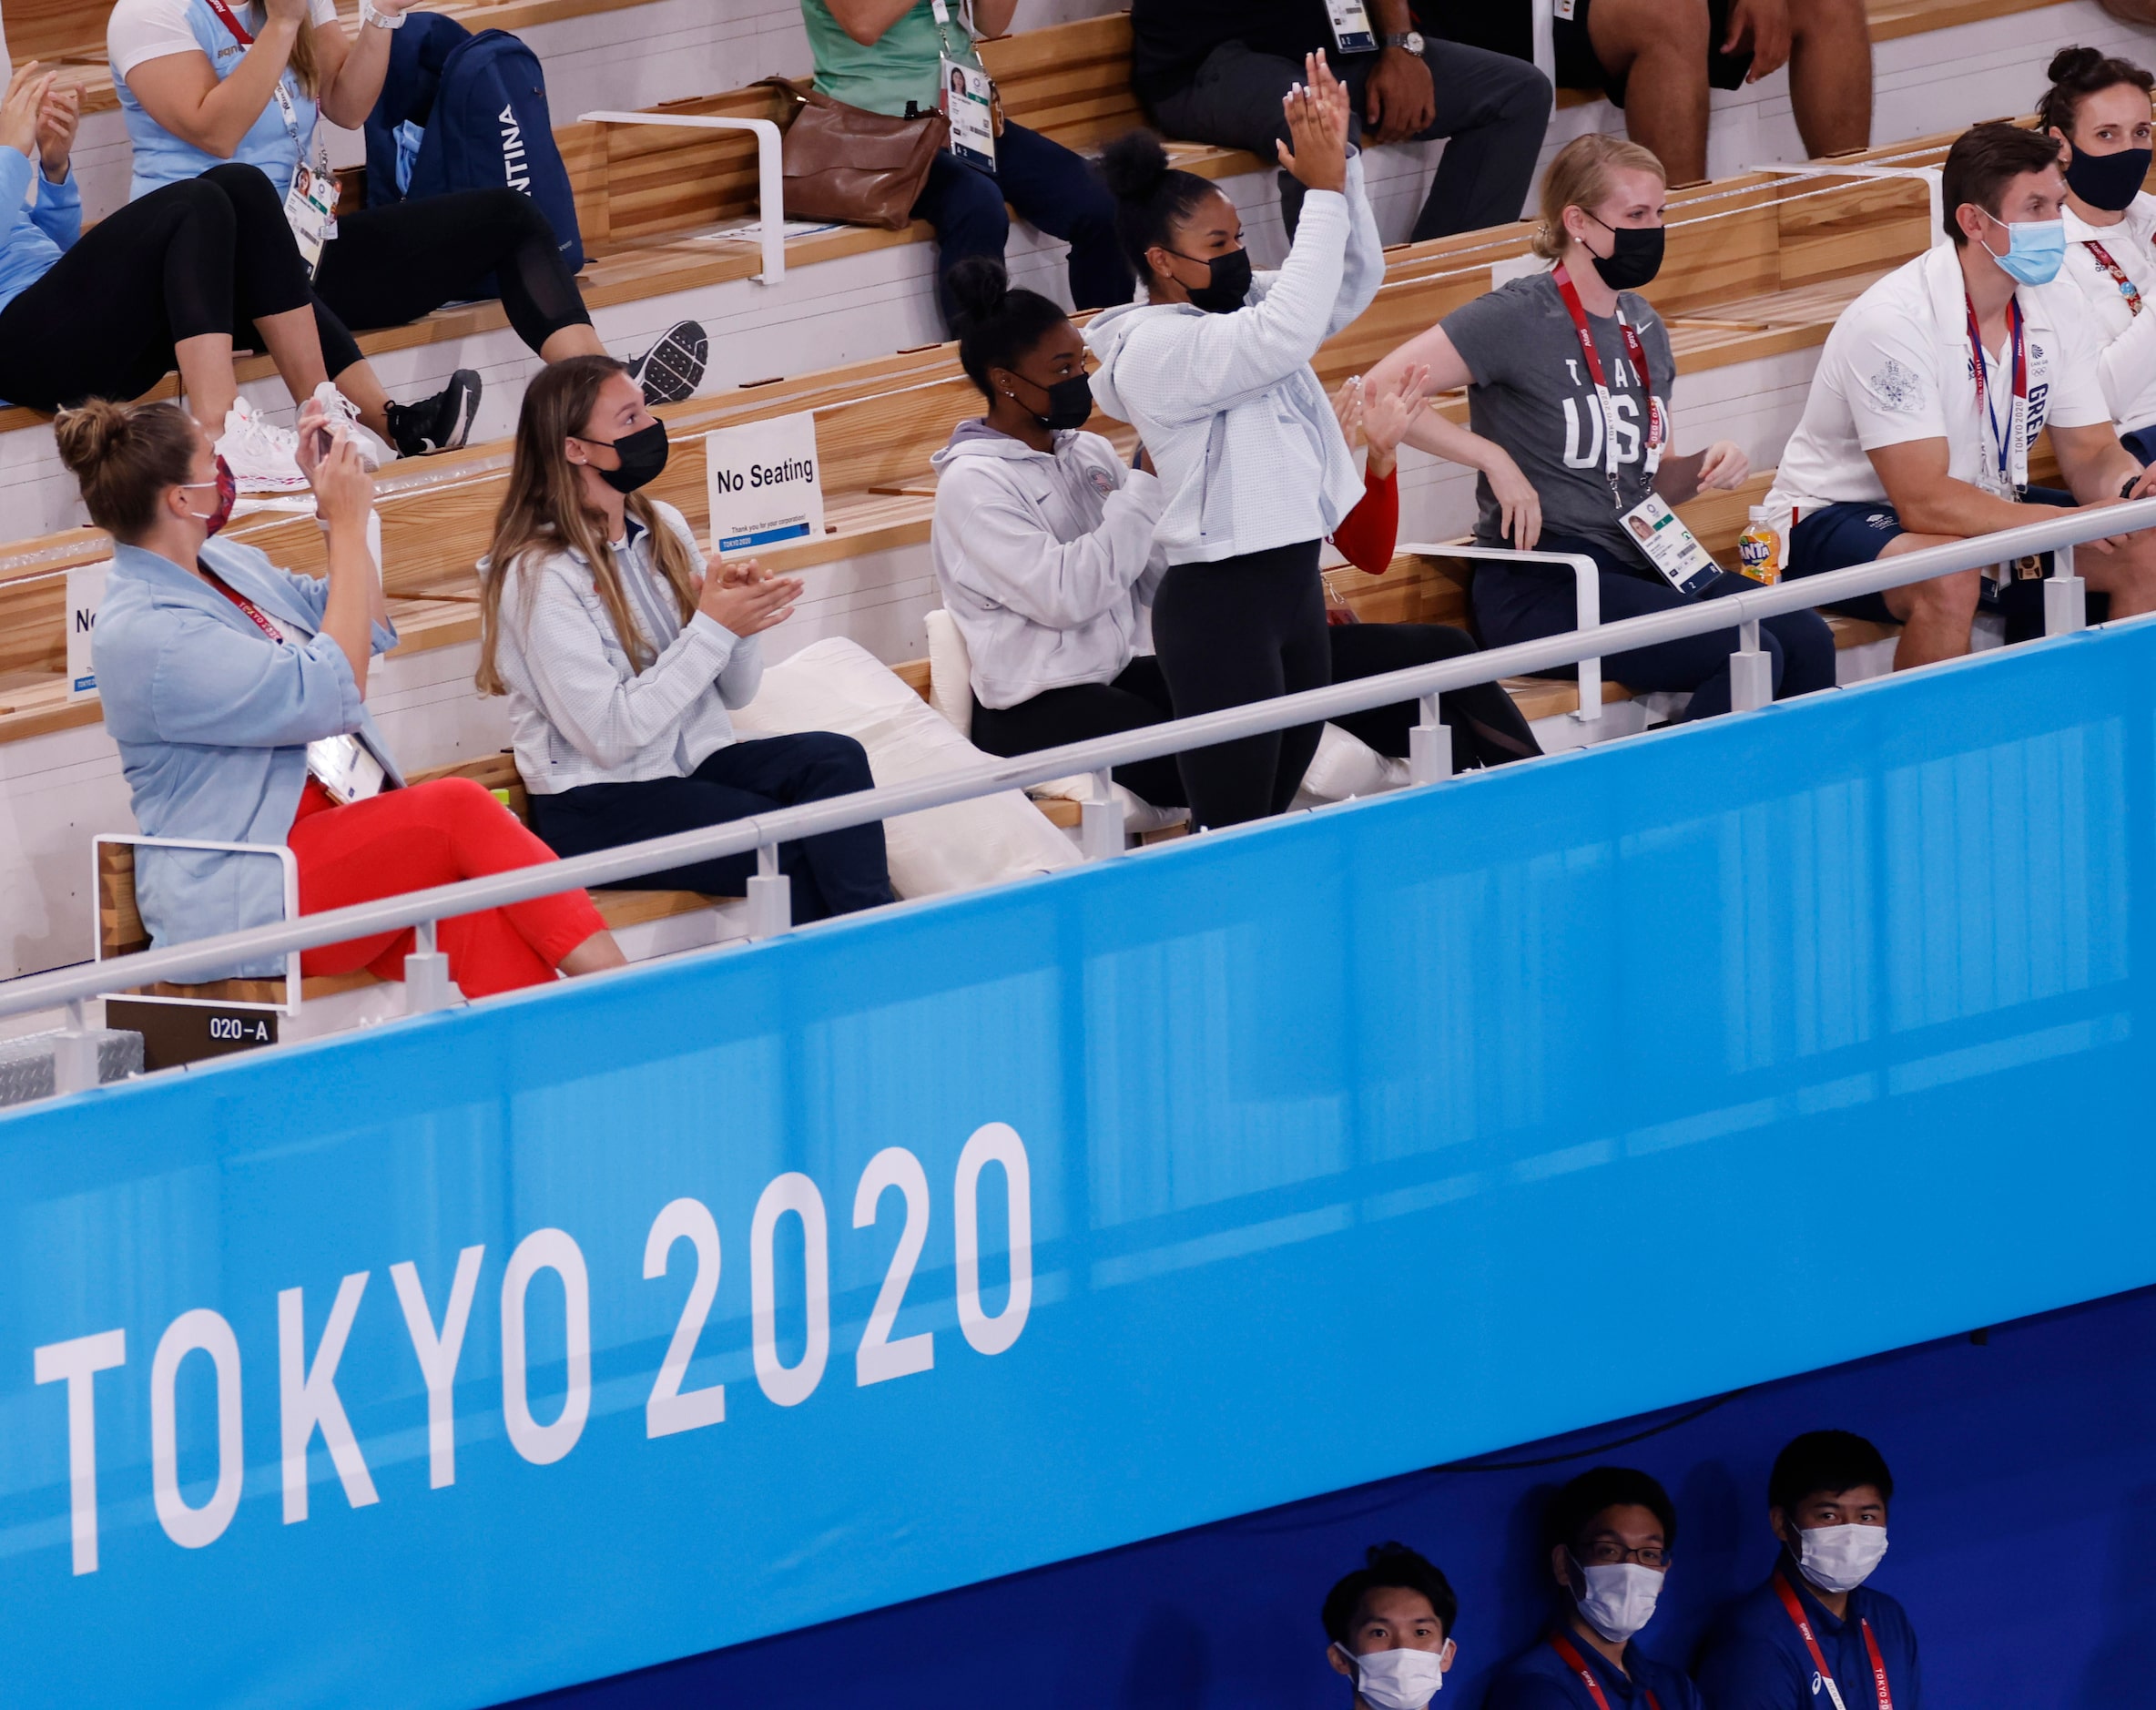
[3, 622, 2154, 1708]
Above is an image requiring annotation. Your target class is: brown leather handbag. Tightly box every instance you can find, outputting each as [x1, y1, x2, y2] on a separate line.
[760, 77, 949, 231]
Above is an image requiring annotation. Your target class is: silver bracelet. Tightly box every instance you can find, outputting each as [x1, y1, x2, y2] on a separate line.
[359, 0, 406, 28]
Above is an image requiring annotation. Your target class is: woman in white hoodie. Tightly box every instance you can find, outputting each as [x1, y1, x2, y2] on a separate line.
[931, 260, 1539, 802]
[1085, 56, 1380, 829]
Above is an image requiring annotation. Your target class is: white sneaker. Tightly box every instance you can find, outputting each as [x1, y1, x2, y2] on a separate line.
[216, 397, 307, 494]
[309, 382, 399, 471]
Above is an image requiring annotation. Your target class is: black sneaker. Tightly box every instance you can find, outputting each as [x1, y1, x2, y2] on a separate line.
[625, 321, 707, 405]
[385, 368, 482, 456]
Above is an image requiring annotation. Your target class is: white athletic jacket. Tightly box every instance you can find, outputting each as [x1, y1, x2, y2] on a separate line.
[1083, 152, 1381, 565]
[929, 420, 1165, 709]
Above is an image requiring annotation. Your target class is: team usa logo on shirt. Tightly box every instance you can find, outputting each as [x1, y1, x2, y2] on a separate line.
[1085, 468, 1116, 497]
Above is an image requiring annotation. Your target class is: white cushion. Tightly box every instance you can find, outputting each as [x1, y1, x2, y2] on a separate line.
[732, 637, 1079, 899]
[923, 608, 973, 738]
[1289, 722, 1412, 810]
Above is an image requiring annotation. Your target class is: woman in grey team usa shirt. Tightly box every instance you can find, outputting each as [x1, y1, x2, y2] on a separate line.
[1368, 135, 1835, 721]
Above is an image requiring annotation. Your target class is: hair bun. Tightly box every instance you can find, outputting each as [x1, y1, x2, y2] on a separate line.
[2049, 44, 2106, 83]
[1100, 129, 1172, 202]
[944, 255, 1011, 333]
[53, 399, 130, 483]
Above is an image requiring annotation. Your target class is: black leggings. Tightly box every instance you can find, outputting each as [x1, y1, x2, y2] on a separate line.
[969, 630, 1541, 811]
[1149, 541, 1331, 829]
[0, 164, 314, 410]
[309, 188, 592, 375]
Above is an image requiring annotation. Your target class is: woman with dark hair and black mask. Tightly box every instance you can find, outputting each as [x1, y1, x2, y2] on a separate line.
[2038, 46, 2156, 461]
[1368, 132, 1832, 721]
[1083, 55, 1382, 830]
[931, 257, 1537, 804]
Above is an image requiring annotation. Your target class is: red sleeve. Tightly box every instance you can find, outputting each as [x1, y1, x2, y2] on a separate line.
[1327, 463, 1399, 575]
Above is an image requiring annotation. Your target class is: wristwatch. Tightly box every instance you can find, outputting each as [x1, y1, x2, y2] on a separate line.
[360, 0, 407, 28]
[1382, 30, 1426, 52]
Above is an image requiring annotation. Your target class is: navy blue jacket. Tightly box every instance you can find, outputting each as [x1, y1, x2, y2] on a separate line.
[1694, 1564, 1922, 1709]
[1487, 1627, 1705, 1710]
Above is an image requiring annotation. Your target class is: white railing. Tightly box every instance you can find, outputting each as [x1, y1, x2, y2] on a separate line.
[579, 111, 788, 283]
[5, 500, 2143, 1093]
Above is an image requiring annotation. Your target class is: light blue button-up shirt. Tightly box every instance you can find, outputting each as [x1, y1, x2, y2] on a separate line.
[95, 537, 400, 977]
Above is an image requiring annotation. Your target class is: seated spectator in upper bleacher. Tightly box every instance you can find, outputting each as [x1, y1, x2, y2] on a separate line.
[1368, 134, 1834, 722]
[1545, 0, 1870, 188]
[1487, 1467, 1701, 1710]
[931, 259, 1538, 801]
[1129, 0, 1551, 243]
[69, 395, 626, 995]
[1767, 121, 2156, 669]
[109, 0, 707, 471]
[801, 0, 1131, 331]
[0, 60, 371, 486]
[2036, 48, 2156, 461]
[1320, 1541, 1459, 1709]
[1694, 1430, 1920, 1710]
[477, 357, 895, 922]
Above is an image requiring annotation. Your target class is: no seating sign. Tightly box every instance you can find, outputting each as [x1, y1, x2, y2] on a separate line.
[705, 412, 826, 558]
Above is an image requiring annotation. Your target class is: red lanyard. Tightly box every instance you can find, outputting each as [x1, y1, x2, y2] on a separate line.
[1963, 292, 2028, 495]
[202, 0, 255, 45]
[206, 570, 287, 643]
[1548, 1632, 1662, 1710]
[1773, 1572, 1893, 1710]
[2084, 239, 2144, 317]
[1551, 264, 1665, 506]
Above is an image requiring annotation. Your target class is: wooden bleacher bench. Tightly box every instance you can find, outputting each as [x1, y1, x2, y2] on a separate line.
[0, 123, 2071, 749]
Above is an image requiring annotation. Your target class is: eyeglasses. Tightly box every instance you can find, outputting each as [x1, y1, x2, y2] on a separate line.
[1575, 1542, 1671, 1570]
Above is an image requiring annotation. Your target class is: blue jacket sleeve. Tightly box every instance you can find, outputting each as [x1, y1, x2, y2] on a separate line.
[147, 606, 369, 748]
[29, 165, 81, 249]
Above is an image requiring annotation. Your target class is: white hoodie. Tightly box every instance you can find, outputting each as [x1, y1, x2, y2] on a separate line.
[930, 420, 1166, 708]
[1083, 153, 1382, 565]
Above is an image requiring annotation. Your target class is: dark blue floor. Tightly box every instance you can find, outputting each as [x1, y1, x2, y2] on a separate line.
[511, 1283, 2156, 1708]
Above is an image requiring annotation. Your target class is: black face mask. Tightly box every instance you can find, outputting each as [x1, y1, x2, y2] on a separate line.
[1012, 372, 1094, 432]
[585, 419, 670, 494]
[1586, 217, 1665, 290]
[2066, 143, 2153, 213]
[1167, 245, 1253, 314]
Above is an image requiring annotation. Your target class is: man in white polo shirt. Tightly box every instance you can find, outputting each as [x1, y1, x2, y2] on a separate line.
[1769, 121, 2156, 670]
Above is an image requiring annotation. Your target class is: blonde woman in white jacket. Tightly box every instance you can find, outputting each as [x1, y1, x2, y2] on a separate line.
[1085, 54, 1380, 829]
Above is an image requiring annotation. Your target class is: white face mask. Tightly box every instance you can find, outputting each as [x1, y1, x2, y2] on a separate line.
[1797, 1523, 1889, 1594]
[1338, 1642, 1450, 1709]
[1573, 1561, 1663, 1643]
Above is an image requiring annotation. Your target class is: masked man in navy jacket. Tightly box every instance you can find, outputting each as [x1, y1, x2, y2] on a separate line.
[1695, 1431, 1922, 1709]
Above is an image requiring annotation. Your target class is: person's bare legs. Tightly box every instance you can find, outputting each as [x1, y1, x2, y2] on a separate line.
[559, 928, 628, 975]
[329, 359, 395, 440]
[540, 324, 606, 362]
[2080, 531, 2156, 620]
[1788, 0, 1872, 158]
[1589, 0, 1713, 184]
[251, 302, 332, 411]
[174, 332, 239, 431]
[1878, 537, 1977, 668]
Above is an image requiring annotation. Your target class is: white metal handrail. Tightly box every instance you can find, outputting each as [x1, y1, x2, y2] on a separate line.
[579, 111, 788, 283]
[6, 500, 2145, 1090]
[1407, 545, 1602, 723]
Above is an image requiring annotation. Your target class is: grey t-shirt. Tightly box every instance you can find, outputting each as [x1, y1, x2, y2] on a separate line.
[1439, 272, 1676, 575]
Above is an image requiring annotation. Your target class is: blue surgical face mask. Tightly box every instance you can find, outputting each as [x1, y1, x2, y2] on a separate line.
[1980, 209, 2067, 287]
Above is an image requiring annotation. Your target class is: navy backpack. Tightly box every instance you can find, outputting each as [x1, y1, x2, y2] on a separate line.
[364, 13, 585, 274]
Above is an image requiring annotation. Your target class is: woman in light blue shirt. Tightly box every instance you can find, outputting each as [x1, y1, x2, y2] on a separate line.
[71, 392, 625, 996]
[111, 0, 707, 461]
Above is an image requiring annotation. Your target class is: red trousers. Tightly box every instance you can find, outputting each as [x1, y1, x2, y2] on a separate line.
[290, 778, 608, 998]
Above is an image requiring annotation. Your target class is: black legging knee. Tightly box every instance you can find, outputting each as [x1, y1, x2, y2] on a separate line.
[310, 188, 592, 367]
[0, 168, 317, 410]
[1150, 541, 1332, 830]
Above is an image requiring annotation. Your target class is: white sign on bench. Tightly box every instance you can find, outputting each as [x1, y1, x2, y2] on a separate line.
[706, 411, 826, 558]
[65, 562, 108, 703]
